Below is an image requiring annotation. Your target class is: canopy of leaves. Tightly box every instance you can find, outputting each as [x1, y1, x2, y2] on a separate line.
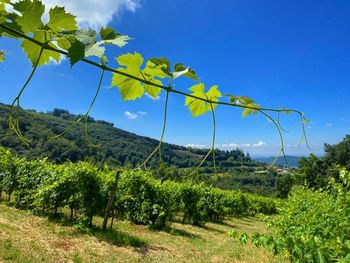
[0, 1, 130, 66]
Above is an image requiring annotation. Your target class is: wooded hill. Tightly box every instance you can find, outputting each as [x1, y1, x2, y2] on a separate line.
[0, 103, 258, 171]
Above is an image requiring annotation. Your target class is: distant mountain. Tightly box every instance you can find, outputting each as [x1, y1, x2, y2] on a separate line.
[254, 155, 303, 168]
[0, 103, 258, 171]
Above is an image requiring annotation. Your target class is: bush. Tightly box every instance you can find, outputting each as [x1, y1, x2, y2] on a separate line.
[0, 147, 278, 230]
[117, 170, 174, 228]
[253, 169, 350, 262]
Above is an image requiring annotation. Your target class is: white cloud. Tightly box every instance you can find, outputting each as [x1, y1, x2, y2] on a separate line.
[221, 141, 267, 148]
[252, 141, 267, 147]
[325, 123, 333, 127]
[41, 0, 140, 28]
[124, 111, 138, 120]
[186, 144, 206, 148]
[124, 110, 147, 120]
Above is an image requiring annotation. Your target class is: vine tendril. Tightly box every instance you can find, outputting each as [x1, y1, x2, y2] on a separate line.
[139, 89, 169, 169]
[51, 69, 105, 146]
[189, 96, 217, 178]
[0, 22, 311, 173]
[8, 44, 45, 145]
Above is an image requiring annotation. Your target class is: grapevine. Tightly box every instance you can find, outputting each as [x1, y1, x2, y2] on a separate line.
[0, 0, 309, 173]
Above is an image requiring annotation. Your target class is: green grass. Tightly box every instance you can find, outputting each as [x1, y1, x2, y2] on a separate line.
[0, 204, 289, 263]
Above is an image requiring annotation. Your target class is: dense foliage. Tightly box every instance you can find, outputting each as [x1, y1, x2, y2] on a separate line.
[297, 135, 350, 188]
[229, 175, 350, 262]
[0, 104, 288, 196]
[0, 104, 255, 169]
[0, 147, 277, 229]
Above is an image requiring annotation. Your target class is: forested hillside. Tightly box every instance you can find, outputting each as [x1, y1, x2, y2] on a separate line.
[0, 103, 257, 170]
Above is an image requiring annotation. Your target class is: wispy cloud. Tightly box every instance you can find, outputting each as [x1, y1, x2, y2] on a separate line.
[124, 111, 138, 120]
[41, 0, 140, 28]
[221, 141, 267, 148]
[186, 144, 206, 148]
[124, 110, 147, 120]
[325, 123, 333, 127]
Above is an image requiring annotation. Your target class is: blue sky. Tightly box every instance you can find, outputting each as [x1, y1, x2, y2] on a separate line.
[1, 0, 350, 156]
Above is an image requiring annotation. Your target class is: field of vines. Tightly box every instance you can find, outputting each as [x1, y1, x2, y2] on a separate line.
[0, 147, 277, 230]
[227, 167, 350, 263]
[2, 1, 350, 262]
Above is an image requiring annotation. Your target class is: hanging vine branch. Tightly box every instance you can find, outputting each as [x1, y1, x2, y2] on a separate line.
[51, 68, 105, 146]
[0, 0, 310, 174]
[139, 89, 170, 169]
[8, 44, 46, 145]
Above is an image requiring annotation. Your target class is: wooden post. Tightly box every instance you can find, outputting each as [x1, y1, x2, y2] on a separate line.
[102, 170, 121, 231]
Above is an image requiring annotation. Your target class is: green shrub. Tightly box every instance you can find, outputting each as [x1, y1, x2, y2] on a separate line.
[117, 170, 174, 228]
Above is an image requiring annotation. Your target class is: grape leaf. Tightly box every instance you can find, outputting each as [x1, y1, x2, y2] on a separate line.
[185, 83, 222, 117]
[226, 94, 260, 117]
[0, 0, 8, 22]
[149, 57, 170, 69]
[21, 31, 60, 66]
[58, 29, 130, 65]
[111, 52, 144, 100]
[174, 63, 200, 81]
[66, 38, 85, 66]
[149, 57, 199, 81]
[47, 6, 77, 32]
[100, 26, 131, 45]
[0, 50, 4, 62]
[85, 42, 105, 59]
[142, 61, 168, 99]
[144, 79, 162, 99]
[100, 27, 117, 40]
[74, 29, 97, 45]
[7, 1, 79, 66]
[12, 0, 44, 34]
[102, 35, 131, 47]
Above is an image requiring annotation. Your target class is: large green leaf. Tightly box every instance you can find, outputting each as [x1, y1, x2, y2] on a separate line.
[47, 6, 77, 32]
[117, 78, 144, 100]
[141, 61, 168, 99]
[185, 83, 222, 117]
[111, 52, 145, 100]
[0, 50, 4, 62]
[66, 38, 85, 66]
[12, 0, 44, 34]
[21, 31, 60, 66]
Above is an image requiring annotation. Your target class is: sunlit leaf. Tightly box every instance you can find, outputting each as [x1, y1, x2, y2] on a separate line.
[111, 52, 145, 100]
[185, 83, 222, 117]
[12, 0, 44, 34]
[21, 31, 60, 66]
[47, 6, 77, 32]
[0, 50, 4, 62]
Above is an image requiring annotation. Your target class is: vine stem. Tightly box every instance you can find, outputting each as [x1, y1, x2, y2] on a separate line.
[258, 110, 291, 170]
[51, 69, 105, 143]
[0, 23, 305, 115]
[1, 23, 310, 169]
[139, 90, 169, 168]
[8, 44, 45, 145]
[208, 96, 217, 180]
[189, 97, 217, 178]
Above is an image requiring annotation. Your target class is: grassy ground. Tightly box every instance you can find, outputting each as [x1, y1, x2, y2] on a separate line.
[0, 203, 289, 263]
